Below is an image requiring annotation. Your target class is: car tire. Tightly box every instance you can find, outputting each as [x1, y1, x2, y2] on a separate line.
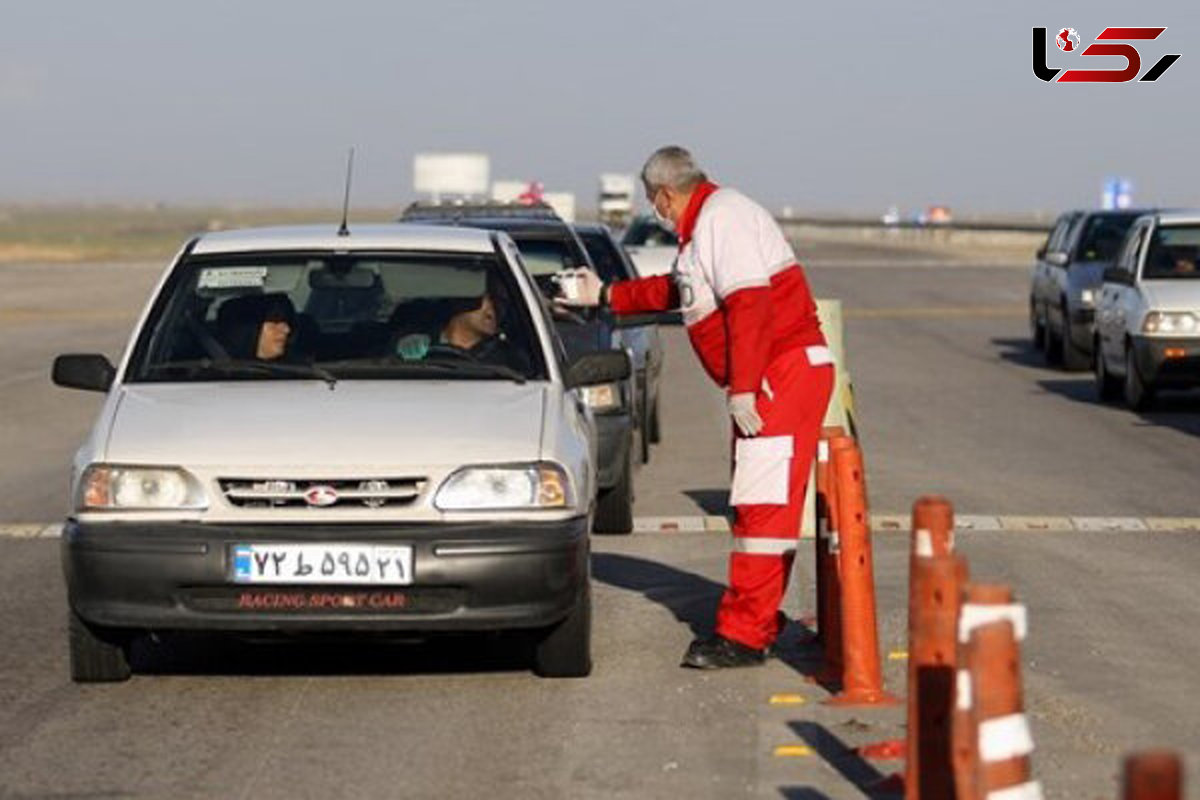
[648, 393, 661, 444]
[1059, 317, 1090, 371]
[1094, 340, 1120, 402]
[593, 446, 633, 534]
[638, 370, 651, 465]
[532, 585, 592, 678]
[1042, 318, 1062, 365]
[1123, 345, 1154, 411]
[69, 609, 132, 683]
[1030, 302, 1046, 350]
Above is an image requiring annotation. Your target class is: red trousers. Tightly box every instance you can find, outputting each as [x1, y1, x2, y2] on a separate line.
[715, 345, 835, 650]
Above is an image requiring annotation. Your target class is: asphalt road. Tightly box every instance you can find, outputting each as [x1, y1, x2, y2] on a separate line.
[1, 243, 1197, 798]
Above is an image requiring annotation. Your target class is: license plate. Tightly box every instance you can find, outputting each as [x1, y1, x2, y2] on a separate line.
[231, 543, 413, 585]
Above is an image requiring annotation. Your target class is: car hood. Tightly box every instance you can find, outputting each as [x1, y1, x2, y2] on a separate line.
[1138, 280, 1200, 313]
[103, 381, 545, 467]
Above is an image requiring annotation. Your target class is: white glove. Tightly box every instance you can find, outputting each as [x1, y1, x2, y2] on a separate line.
[553, 268, 605, 307]
[728, 392, 763, 437]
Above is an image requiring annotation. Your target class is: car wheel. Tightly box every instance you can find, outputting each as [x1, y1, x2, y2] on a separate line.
[1059, 317, 1090, 371]
[648, 393, 661, 444]
[69, 609, 132, 683]
[1030, 302, 1046, 349]
[593, 443, 633, 534]
[1042, 316, 1062, 365]
[638, 371, 651, 465]
[1094, 340, 1120, 402]
[532, 585, 592, 678]
[1123, 346, 1154, 411]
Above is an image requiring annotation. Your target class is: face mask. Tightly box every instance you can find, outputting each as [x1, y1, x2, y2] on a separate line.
[652, 194, 675, 232]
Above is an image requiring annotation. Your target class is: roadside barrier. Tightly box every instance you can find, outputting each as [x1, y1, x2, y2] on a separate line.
[801, 482, 1180, 799]
[824, 435, 898, 707]
[813, 426, 845, 684]
[1122, 751, 1182, 800]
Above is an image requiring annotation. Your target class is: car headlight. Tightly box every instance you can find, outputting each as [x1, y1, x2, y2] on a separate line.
[581, 383, 622, 411]
[1079, 288, 1096, 307]
[78, 465, 207, 510]
[434, 463, 574, 511]
[1142, 311, 1198, 335]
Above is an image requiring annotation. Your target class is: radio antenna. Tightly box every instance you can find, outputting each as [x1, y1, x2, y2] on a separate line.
[337, 147, 355, 237]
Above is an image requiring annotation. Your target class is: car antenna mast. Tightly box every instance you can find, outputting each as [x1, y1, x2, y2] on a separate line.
[337, 147, 355, 237]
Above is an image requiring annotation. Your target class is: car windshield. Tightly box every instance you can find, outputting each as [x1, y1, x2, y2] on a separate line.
[621, 217, 678, 248]
[1075, 214, 1140, 262]
[1143, 226, 1200, 280]
[125, 251, 548, 383]
[578, 230, 635, 283]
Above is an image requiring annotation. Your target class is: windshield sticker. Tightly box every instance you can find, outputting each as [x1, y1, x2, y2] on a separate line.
[198, 266, 268, 289]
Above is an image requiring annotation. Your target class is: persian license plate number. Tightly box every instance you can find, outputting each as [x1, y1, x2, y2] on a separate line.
[231, 543, 413, 585]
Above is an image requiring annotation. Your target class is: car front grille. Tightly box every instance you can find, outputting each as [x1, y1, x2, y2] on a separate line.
[219, 477, 426, 509]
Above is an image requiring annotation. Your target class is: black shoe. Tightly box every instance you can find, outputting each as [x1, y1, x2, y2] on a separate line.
[681, 635, 767, 669]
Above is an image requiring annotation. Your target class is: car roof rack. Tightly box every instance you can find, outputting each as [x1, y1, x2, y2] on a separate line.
[399, 200, 563, 223]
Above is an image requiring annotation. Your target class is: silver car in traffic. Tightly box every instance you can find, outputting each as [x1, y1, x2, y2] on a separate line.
[1095, 211, 1200, 409]
[53, 224, 630, 682]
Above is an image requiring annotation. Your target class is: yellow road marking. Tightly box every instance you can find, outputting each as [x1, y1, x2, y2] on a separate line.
[845, 305, 1025, 320]
[773, 745, 815, 757]
[768, 693, 807, 705]
[888, 650, 909, 661]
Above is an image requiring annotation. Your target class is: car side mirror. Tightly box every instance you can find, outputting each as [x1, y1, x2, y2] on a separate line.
[52, 354, 116, 392]
[1102, 267, 1131, 285]
[1046, 252, 1069, 267]
[612, 311, 683, 328]
[1036, 246, 1047, 259]
[565, 350, 631, 389]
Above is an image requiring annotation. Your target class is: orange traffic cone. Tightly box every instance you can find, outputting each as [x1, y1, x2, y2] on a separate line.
[813, 427, 845, 684]
[1123, 751, 1182, 800]
[825, 437, 898, 707]
[966, 618, 1041, 800]
[953, 583, 1025, 800]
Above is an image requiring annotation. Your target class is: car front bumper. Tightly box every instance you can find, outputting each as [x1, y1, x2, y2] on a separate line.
[593, 412, 633, 489]
[1130, 336, 1200, 387]
[62, 517, 589, 633]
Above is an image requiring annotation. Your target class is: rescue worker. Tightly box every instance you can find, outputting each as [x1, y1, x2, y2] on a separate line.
[557, 146, 834, 669]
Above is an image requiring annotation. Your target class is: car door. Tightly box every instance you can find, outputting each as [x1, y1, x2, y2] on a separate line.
[1034, 214, 1072, 319]
[1100, 221, 1149, 369]
[1041, 213, 1080, 328]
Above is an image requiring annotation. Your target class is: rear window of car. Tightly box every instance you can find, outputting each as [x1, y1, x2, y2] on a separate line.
[621, 218, 678, 248]
[578, 230, 635, 283]
[1073, 214, 1140, 262]
[1143, 225, 1200, 280]
[124, 250, 548, 382]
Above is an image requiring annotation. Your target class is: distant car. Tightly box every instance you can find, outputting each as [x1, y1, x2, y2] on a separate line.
[400, 202, 637, 533]
[620, 214, 678, 277]
[574, 222, 666, 464]
[1031, 209, 1149, 370]
[1094, 211, 1200, 409]
[52, 223, 631, 682]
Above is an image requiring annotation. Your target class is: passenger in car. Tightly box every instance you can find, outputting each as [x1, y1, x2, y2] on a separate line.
[215, 293, 297, 362]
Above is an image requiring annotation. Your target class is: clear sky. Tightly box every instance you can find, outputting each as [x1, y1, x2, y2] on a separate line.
[1, 0, 1196, 214]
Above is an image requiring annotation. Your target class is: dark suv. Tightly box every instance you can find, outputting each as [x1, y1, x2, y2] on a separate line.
[399, 203, 637, 533]
[573, 222, 666, 465]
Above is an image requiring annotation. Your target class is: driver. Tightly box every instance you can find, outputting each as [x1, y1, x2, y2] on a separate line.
[392, 292, 530, 373]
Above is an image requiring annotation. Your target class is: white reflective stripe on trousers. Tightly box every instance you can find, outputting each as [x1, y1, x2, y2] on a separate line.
[732, 537, 798, 556]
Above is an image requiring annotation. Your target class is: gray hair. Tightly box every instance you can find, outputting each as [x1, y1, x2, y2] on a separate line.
[641, 146, 708, 193]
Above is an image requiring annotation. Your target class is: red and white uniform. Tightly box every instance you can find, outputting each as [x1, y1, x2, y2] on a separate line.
[610, 182, 834, 649]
